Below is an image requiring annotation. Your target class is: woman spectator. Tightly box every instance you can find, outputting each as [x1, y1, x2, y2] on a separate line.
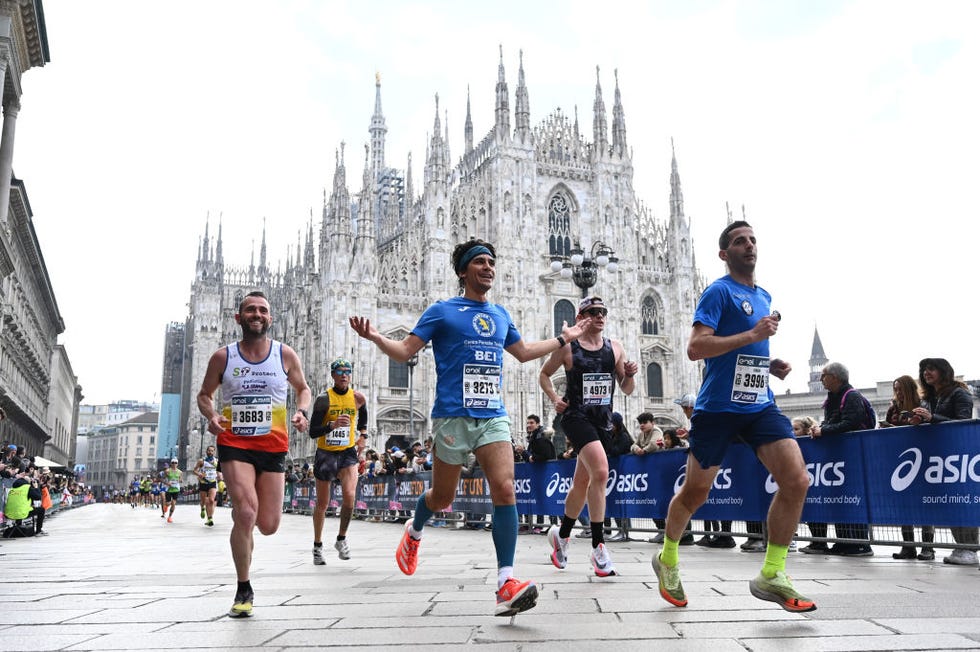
[881, 375, 921, 428]
[913, 358, 976, 565]
[886, 375, 934, 559]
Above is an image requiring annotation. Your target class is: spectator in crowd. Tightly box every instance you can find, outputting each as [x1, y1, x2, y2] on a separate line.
[602, 412, 633, 541]
[526, 416, 557, 533]
[791, 416, 817, 437]
[805, 362, 874, 556]
[883, 375, 933, 559]
[914, 358, 977, 566]
[633, 414, 668, 543]
[880, 375, 921, 428]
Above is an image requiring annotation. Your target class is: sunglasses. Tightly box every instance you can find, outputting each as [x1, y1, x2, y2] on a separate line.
[584, 307, 608, 317]
[332, 369, 352, 376]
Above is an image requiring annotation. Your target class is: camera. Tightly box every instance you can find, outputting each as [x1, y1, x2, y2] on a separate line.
[900, 411, 911, 420]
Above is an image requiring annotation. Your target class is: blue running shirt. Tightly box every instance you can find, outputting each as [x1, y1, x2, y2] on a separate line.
[693, 275, 775, 414]
[411, 296, 521, 418]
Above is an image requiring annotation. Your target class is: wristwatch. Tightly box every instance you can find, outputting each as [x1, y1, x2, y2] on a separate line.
[298, 408, 309, 419]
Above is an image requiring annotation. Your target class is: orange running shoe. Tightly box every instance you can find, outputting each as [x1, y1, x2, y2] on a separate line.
[495, 577, 538, 616]
[395, 523, 420, 575]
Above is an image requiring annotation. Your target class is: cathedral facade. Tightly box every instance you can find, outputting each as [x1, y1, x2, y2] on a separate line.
[180, 50, 704, 463]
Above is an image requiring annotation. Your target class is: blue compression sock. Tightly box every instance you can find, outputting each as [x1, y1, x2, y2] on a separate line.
[412, 493, 434, 532]
[492, 504, 519, 568]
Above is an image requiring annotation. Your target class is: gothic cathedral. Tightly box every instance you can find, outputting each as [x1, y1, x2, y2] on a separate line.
[181, 49, 704, 461]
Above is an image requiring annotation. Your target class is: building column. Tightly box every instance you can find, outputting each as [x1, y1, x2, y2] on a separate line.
[0, 97, 20, 227]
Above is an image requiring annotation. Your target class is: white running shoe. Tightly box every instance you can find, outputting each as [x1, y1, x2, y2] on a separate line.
[335, 538, 351, 560]
[590, 542, 617, 577]
[312, 546, 326, 566]
[547, 525, 569, 569]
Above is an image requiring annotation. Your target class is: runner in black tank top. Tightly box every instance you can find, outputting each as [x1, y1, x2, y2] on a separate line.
[539, 296, 638, 578]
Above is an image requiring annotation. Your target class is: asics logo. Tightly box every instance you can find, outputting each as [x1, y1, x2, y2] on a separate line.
[546, 472, 573, 497]
[890, 447, 980, 491]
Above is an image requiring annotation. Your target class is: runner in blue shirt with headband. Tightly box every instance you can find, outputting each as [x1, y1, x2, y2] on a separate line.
[350, 238, 591, 617]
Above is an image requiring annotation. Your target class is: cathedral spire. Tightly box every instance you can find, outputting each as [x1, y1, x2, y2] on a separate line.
[669, 138, 684, 222]
[259, 217, 268, 275]
[592, 65, 608, 159]
[808, 326, 829, 393]
[405, 151, 414, 208]
[514, 49, 530, 143]
[494, 45, 510, 141]
[369, 72, 387, 174]
[464, 85, 473, 153]
[426, 95, 447, 181]
[611, 68, 627, 157]
[201, 213, 210, 263]
[215, 213, 223, 265]
[305, 219, 315, 272]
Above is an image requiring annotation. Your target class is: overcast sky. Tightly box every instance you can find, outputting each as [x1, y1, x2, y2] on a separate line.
[15, 0, 980, 405]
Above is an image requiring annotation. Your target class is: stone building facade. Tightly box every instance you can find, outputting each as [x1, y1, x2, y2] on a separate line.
[181, 51, 705, 461]
[0, 1, 80, 465]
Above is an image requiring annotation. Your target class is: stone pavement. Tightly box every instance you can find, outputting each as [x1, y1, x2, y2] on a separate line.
[1, 504, 979, 651]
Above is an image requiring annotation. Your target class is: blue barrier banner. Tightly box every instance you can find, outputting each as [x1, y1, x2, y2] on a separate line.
[689, 443, 771, 522]
[862, 422, 980, 527]
[608, 452, 679, 519]
[356, 477, 392, 512]
[391, 475, 429, 511]
[796, 434, 870, 523]
[343, 421, 980, 526]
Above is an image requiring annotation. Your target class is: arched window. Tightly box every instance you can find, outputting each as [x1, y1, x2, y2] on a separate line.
[647, 362, 663, 398]
[389, 359, 408, 388]
[641, 296, 659, 335]
[548, 194, 571, 256]
[553, 300, 576, 336]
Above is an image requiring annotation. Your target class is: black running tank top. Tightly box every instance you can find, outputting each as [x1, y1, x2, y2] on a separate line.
[564, 338, 616, 427]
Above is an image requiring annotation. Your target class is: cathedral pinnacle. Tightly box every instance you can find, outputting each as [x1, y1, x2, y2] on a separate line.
[515, 48, 530, 142]
[494, 45, 510, 139]
[593, 65, 608, 158]
[464, 85, 473, 153]
[611, 68, 627, 157]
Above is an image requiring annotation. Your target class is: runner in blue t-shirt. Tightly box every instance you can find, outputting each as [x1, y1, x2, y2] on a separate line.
[651, 221, 816, 614]
[350, 238, 591, 618]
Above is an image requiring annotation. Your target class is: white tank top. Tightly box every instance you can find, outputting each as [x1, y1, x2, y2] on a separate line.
[219, 341, 290, 448]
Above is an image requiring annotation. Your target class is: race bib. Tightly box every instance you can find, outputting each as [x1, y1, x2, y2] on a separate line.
[204, 467, 217, 482]
[231, 395, 273, 435]
[462, 363, 502, 409]
[731, 354, 770, 404]
[326, 418, 352, 447]
[582, 372, 613, 406]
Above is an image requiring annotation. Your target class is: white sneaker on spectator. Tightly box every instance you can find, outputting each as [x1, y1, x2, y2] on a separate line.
[943, 549, 978, 566]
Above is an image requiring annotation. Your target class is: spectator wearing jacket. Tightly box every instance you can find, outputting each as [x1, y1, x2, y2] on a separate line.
[806, 362, 873, 556]
[914, 357, 977, 566]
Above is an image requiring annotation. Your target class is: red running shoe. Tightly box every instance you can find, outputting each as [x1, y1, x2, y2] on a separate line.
[495, 577, 538, 616]
[395, 523, 420, 575]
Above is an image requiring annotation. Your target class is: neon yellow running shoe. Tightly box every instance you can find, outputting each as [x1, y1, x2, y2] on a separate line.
[749, 571, 817, 612]
[651, 554, 687, 607]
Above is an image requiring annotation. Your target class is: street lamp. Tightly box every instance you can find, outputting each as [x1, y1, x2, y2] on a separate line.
[550, 240, 619, 297]
[406, 352, 419, 443]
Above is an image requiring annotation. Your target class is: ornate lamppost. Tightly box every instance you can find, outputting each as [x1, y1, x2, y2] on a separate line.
[406, 352, 419, 443]
[550, 240, 619, 297]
